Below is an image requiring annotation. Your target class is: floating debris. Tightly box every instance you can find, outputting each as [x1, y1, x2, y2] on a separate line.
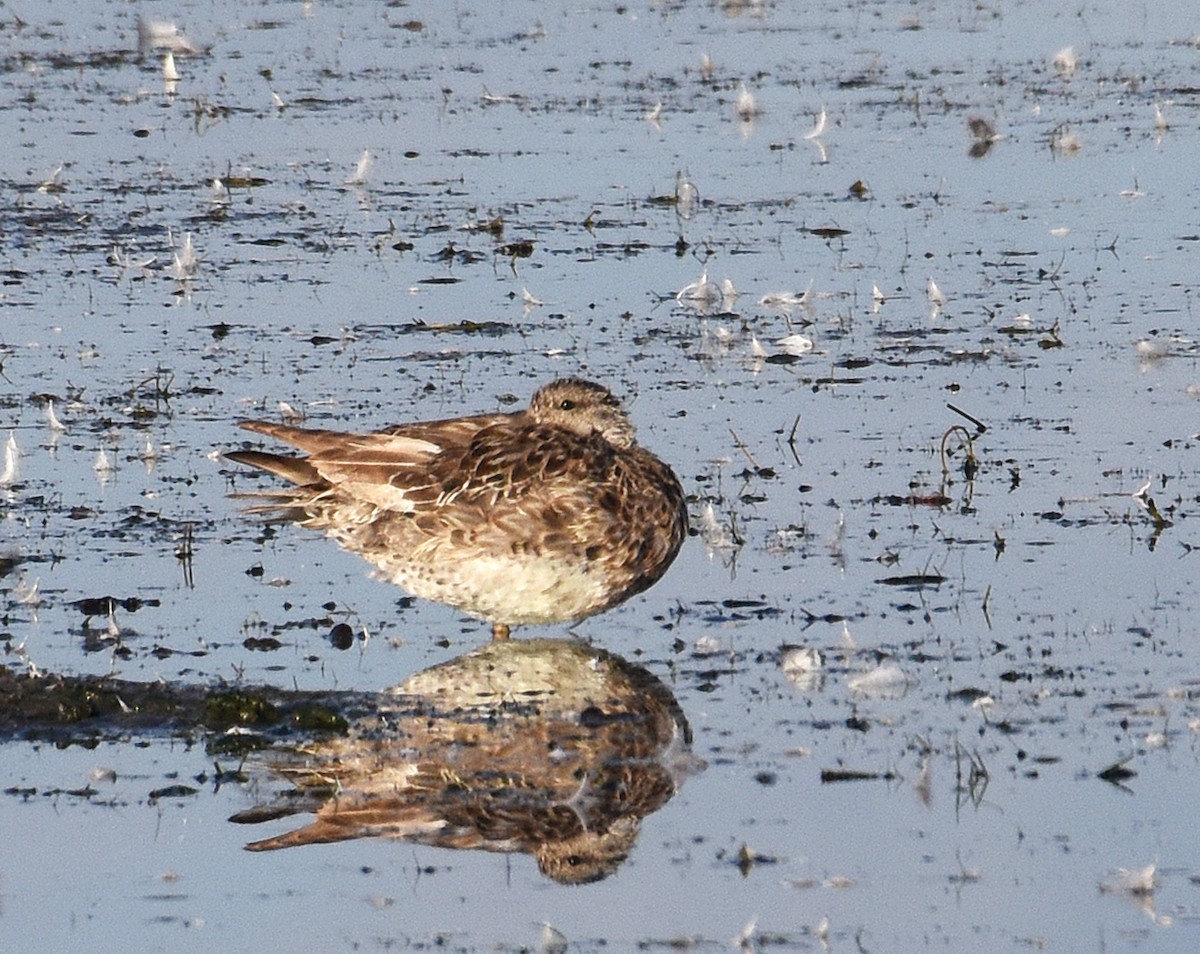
[821, 768, 892, 783]
[1001, 312, 1034, 330]
[967, 116, 1000, 158]
[0, 432, 18, 486]
[698, 502, 738, 552]
[344, 149, 375, 187]
[277, 401, 304, 423]
[775, 333, 814, 357]
[803, 107, 827, 140]
[137, 16, 200, 55]
[759, 287, 810, 311]
[692, 634, 724, 657]
[967, 116, 997, 142]
[914, 752, 933, 807]
[781, 647, 824, 691]
[105, 603, 122, 640]
[1051, 128, 1082, 156]
[480, 85, 525, 106]
[675, 171, 698, 218]
[1153, 102, 1170, 134]
[782, 647, 824, 676]
[1134, 338, 1170, 361]
[733, 917, 758, 950]
[46, 400, 67, 434]
[735, 83, 760, 121]
[94, 448, 115, 480]
[15, 576, 41, 607]
[166, 230, 200, 280]
[1100, 862, 1157, 897]
[539, 922, 568, 954]
[1119, 170, 1145, 199]
[1052, 45, 1078, 78]
[210, 178, 229, 207]
[676, 269, 735, 314]
[109, 245, 156, 275]
[927, 277, 945, 315]
[1097, 758, 1137, 786]
[734, 843, 778, 876]
[36, 165, 65, 197]
[814, 916, 831, 946]
[699, 322, 734, 362]
[1143, 731, 1168, 749]
[847, 662, 913, 699]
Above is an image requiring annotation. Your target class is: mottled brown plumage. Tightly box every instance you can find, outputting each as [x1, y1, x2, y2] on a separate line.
[227, 378, 688, 638]
[230, 638, 702, 884]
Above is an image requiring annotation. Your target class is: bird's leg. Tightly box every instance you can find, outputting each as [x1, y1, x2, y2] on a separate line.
[492, 622, 511, 641]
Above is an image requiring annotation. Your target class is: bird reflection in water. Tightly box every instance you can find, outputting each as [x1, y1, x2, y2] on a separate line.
[230, 638, 702, 884]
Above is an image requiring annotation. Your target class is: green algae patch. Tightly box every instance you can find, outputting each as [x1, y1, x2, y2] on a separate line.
[0, 668, 355, 747]
[204, 690, 282, 730]
[289, 704, 349, 734]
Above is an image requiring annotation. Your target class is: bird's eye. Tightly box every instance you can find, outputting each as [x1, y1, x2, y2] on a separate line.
[559, 399, 576, 411]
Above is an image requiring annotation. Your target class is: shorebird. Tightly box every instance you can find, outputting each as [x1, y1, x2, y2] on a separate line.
[227, 378, 688, 639]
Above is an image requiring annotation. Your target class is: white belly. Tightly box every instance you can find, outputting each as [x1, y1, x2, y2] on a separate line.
[375, 550, 613, 626]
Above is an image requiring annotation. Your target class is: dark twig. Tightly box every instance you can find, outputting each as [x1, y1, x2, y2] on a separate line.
[946, 403, 986, 434]
[786, 414, 802, 467]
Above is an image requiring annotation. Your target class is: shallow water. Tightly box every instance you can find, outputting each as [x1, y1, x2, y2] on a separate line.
[4, 1, 1200, 951]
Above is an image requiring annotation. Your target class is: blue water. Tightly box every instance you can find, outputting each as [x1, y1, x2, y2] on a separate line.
[3, 1, 1200, 950]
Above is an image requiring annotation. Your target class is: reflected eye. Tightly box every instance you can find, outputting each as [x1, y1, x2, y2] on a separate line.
[559, 399, 576, 411]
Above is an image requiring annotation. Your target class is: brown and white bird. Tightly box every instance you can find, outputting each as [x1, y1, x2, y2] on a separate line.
[226, 378, 688, 639]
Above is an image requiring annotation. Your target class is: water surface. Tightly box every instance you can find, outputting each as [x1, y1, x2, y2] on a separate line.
[3, 1, 1200, 951]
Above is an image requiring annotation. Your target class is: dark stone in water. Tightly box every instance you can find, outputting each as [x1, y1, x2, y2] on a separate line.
[329, 622, 355, 651]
